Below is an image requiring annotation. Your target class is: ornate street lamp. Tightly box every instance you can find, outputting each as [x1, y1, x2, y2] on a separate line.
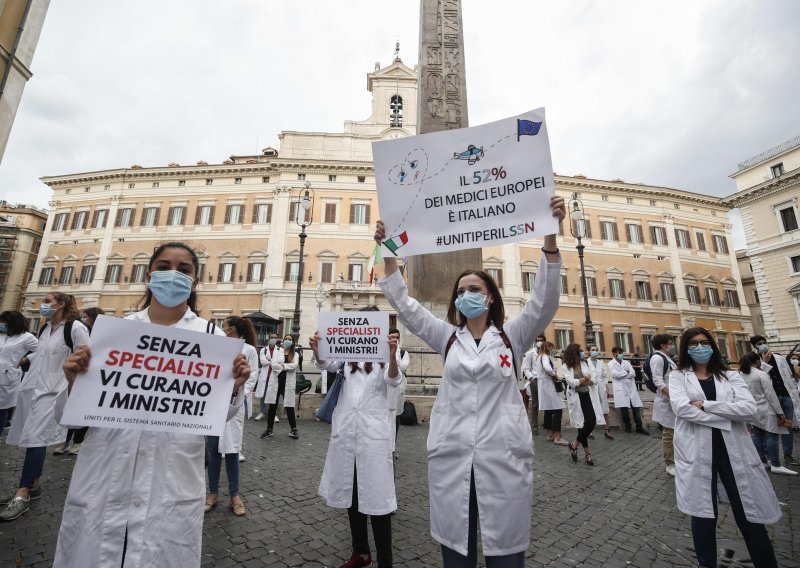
[291, 183, 314, 342]
[314, 282, 329, 312]
[569, 193, 595, 348]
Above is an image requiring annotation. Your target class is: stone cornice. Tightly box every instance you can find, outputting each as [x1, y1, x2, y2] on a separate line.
[556, 176, 726, 208]
[722, 167, 800, 207]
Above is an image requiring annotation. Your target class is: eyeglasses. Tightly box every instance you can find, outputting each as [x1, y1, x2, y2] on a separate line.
[687, 340, 712, 348]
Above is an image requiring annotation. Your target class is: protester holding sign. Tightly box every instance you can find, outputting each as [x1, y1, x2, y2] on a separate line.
[262, 334, 300, 439]
[1, 293, 88, 522]
[309, 311, 402, 568]
[205, 316, 259, 516]
[375, 194, 565, 566]
[51, 242, 250, 568]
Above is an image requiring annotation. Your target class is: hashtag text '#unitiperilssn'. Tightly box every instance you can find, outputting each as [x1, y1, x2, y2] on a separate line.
[435, 222, 535, 246]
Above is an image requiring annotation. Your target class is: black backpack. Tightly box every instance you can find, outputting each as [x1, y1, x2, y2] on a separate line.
[643, 352, 669, 393]
[38, 318, 88, 352]
[399, 400, 418, 426]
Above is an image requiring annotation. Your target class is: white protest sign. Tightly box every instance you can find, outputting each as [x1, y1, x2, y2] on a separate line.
[372, 108, 557, 258]
[316, 311, 390, 363]
[61, 315, 244, 436]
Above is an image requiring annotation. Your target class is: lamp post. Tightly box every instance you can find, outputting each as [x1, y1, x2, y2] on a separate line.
[314, 282, 329, 312]
[569, 193, 595, 348]
[291, 183, 314, 342]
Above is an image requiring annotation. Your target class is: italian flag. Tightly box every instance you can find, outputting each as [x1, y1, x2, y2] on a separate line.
[383, 231, 408, 255]
[367, 243, 384, 284]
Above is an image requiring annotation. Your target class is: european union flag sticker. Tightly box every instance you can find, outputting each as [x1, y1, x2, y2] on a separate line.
[517, 119, 542, 141]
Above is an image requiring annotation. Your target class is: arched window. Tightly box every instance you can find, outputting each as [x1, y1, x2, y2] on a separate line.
[390, 95, 403, 127]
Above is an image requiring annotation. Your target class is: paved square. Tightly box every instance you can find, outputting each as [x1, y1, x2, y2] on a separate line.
[1, 419, 798, 567]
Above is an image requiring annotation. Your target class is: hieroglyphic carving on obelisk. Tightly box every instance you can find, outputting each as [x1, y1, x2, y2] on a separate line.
[409, 0, 481, 304]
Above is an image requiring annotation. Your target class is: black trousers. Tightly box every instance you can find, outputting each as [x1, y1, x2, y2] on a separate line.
[619, 406, 643, 427]
[265, 373, 297, 430]
[542, 409, 562, 433]
[348, 466, 392, 566]
[691, 430, 777, 568]
[65, 427, 88, 444]
[576, 392, 596, 448]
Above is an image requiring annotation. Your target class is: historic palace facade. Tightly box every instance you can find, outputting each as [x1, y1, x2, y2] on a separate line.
[24, 57, 752, 358]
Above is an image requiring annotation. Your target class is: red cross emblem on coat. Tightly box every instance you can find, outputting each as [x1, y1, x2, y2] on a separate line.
[499, 354, 511, 368]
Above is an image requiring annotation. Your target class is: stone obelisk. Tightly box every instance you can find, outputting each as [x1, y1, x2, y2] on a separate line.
[409, 0, 481, 305]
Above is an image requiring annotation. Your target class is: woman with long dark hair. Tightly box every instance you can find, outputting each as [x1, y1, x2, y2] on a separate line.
[562, 344, 604, 465]
[739, 351, 795, 475]
[1, 293, 88, 522]
[537, 341, 567, 445]
[375, 195, 565, 567]
[670, 327, 780, 568]
[310, 316, 401, 568]
[0, 311, 37, 437]
[52, 242, 250, 567]
[261, 333, 300, 439]
[205, 316, 259, 516]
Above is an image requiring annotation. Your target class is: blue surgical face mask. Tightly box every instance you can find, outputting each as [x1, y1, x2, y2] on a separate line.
[667, 345, 676, 357]
[455, 291, 488, 320]
[757, 343, 769, 354]
[615, 354, 624, 361]
[40, 302, 57, 318]
[590, 351, 599, 359]
[148, 270, 194, 308]
[580, 351, 586, 360]
[688, 345, 714, 364]
[0, 323, 6, 334]
[283, 340, 293, 349]
[268, 338, 277, 346]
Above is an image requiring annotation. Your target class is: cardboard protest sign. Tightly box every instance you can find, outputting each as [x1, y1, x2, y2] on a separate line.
[316, 311, 390, 363]
[372, 108, 557, 257]
[61, 315, 244, 436]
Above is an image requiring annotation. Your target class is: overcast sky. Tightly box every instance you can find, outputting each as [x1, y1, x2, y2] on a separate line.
[2, 1, 799, 249]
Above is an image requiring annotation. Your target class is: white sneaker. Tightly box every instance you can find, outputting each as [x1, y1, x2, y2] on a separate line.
[52, 441, 72, 455]
[68, 443, 81, 455]
[770, 465, 798, 476]
[274, 416, 279, 423]
[254, 413, 265, 421]
[238, 453, 245, 462]
[665, 464, 676, 477]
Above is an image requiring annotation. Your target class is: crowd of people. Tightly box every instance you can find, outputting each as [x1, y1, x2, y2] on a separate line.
[0, 195, 798, 567]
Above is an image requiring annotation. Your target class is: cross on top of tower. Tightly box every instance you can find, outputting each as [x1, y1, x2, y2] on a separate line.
[394, 40, 401, 62]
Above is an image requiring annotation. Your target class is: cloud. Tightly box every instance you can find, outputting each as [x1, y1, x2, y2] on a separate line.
[1, 0, 798, 243]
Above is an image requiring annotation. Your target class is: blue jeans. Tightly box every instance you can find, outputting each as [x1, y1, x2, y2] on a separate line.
[778, 395, 794, 457]
[19, 447, 46, 489]
[441, 471, 526, 568]
[751, 426, 780, 466]
[205, 436, 240, 497]
[259, 396, 268, 414]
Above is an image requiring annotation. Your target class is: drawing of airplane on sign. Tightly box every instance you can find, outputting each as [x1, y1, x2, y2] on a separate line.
[453, 144, 485, 165]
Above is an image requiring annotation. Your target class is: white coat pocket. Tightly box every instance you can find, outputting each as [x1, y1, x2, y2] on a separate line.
[163, 440, 205, 504]
[427, 402, 449, 454]
[502, 403, 534, 460]
[494, 348, 515, 381]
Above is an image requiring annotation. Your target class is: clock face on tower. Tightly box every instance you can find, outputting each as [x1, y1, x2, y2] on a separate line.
[385, 130, 407, 140]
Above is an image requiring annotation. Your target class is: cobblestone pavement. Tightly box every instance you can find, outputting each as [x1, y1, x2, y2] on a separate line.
[1, 419, 798, 567]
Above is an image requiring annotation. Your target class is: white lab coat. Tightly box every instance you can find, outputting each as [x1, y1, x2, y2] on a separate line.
[536, 354, 563, 411]
[609, 358, 643, 408]
[669, 369, 781, 524]
[6, 320, 89, 448]
[766, 353, 800, 423]
[741, 365, 787, 435]
[563, 362, 606, 429]
[587, 357, 610, 414]
[255, 345, 282, 399]
[379, 253, 561, 556]
[217, 343, 258, 454]
[316, 359, 402, 515]
[388, 348, 410, 416]
[650, 351, 677, 429]
[53, 308, 244, 568]
[267, 350, 298, 407]
[0, 332, 38, 409]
